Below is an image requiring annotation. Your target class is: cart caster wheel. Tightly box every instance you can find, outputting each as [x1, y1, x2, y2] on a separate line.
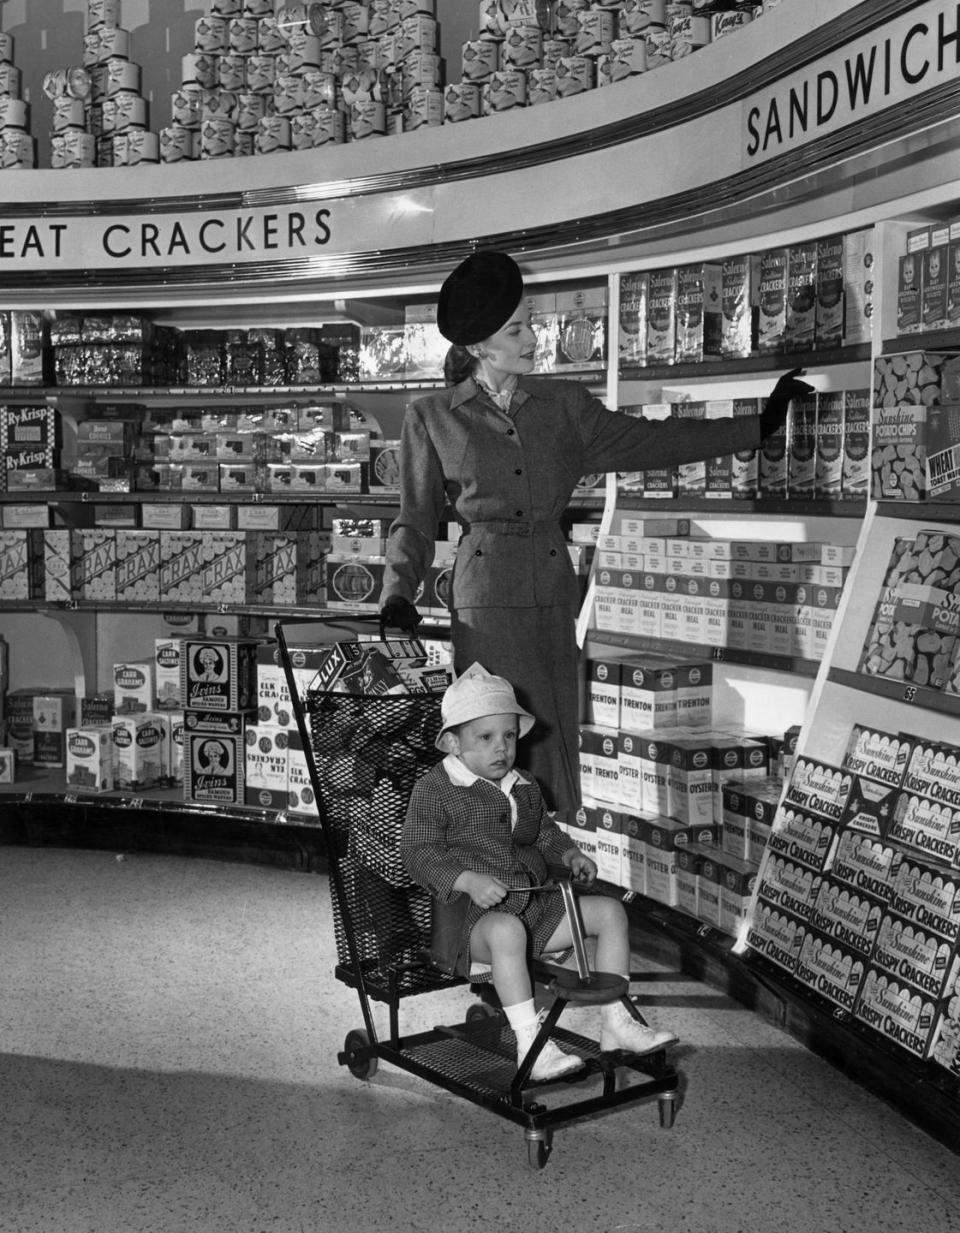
[525, 1130, 552, 1170]
[344, 1029, 378, 1081]
[466, 1001, 501, 1024]
[658, 1093, 677, 1129]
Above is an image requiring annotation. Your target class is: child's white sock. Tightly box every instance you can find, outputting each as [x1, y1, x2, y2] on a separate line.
[503, 998, 538, 1033]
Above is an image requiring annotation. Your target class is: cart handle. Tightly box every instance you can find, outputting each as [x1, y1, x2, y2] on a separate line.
[502, 876, 591, 981]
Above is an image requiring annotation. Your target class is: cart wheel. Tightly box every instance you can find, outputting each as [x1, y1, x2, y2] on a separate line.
[466, 1001, 501, 1024]
[525, 1129, 552, 1171]
[344, 1029, 378, 1081]
[658, 1093, 677, 1129]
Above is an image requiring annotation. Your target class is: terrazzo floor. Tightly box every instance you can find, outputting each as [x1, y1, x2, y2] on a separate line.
[2, 845, 960, 1233]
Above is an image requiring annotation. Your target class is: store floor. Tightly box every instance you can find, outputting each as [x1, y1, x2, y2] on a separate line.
[2, 846, 960, 1233]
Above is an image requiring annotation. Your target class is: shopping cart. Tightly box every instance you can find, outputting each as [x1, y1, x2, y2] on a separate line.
[275, 616, 680, 1170]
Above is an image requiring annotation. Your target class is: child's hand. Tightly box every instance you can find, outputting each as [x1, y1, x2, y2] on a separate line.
[565, 851, 597, 886]
[460, 871, 508, 909]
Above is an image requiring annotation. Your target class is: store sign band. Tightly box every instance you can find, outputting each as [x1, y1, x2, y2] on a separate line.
[746, 0, 960, 162]
[1, 3, 959, 275]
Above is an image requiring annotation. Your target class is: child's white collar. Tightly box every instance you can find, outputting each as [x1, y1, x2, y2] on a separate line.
[442, 753, 530, 794]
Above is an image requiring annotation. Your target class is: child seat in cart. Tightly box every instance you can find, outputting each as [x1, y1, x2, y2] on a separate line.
[275, 616, 681, 1170]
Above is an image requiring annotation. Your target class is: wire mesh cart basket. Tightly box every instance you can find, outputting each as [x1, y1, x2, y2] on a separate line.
[275, 617, 680, 1169]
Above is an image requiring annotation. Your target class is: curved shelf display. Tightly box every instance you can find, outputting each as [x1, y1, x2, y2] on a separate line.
[827, 666, 960, 718]
[620, 343, 872, 382]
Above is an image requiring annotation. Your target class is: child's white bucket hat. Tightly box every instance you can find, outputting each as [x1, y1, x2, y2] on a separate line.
[436, 662, 535, 749]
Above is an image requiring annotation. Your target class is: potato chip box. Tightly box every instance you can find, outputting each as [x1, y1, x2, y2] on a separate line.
[181, 637, 258, 711]
[184, 729, 245, 806]
[32, 691, 76, 767]
[114, 660, 155, 714]
[65, 726, 114, 792]
[113, 712, 167, 790]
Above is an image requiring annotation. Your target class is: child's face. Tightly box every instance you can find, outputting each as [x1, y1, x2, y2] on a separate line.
[449, 712, 519, 781]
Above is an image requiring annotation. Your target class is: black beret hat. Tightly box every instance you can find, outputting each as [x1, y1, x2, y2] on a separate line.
[436, 250, 524, 346]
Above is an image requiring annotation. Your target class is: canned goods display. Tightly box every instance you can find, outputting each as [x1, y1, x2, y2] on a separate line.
[0, 97, 28, 129]
[299, 68, 337, 110]
[0, 64, 22, 98]
[182, 53, 216, 89]
[554, 54, 595, 96]
[0, 129, 34, 169]
[503, 25, 542, 68]
[403, 85, 443, 130]
[51, 96, 87, 132]
[202, 89, 239, 121]
[217, 55, 247, 92]
[50, 130, 96, 169]
[246, 56, 278, 95]
[87, 0, 121, 29]
[124, 129, 160, 165]
[43, 67, 92, 101]
[444, 82, 481, 123]
[276, 4, 325, 38]
[210, 0, 242, 15]
[482, 68, 527, 113]
[553, 0, 592, 40]
[255, 114, 291, 153]
[257, 17, 287, 55]
[105, 57, 141, 95]
[370, 1, 400, 38]
[159, 125, 198, 162]
[112, 90, 148, 130]
[242, 0, 275, 15]
[97, 25, 131, 62]
[575, 9, 617, 57]
[236, 92, 269, 132]
[620, 0, 668, 34]
[228, 17, 260, 55]
[462, 40, 500, 83]
[349, 99, 386, 140]
[171, 89, 203, 129]
[527, 67, 558, 104]
[83, 32, 103, 68]
[282, 32, 323, 69]
[341, 2, 371, 46]
[0, 33, 15, 65]
[318, 11, 343, 49]
[397, 15, 437, 58]
[201, 116, 236, 158]
[313, 107, 346, 145]
[195, 16, 228, 55]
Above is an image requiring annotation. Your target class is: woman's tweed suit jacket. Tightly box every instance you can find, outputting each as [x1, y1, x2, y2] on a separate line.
[402, 761, 577, 936]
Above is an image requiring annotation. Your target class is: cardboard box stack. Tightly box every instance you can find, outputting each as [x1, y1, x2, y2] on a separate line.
[745, 723, 960, 1070]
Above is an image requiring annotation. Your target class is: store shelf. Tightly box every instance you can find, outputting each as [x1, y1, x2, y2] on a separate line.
[827, 666, 960, 718]
[881, 330, 960, 355]
[587, 627, 820, 677]
[616, 495, 867, 517]
[876, 500, 960, 523]
[620, 343, 872, 382]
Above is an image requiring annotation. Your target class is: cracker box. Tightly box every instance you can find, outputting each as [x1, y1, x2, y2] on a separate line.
[888, 791, 960, 868]
[754, 852, 821, 923]
[888, 854, 960, 942]
[184, 729, 245, 806]
[244, 721, 289, 795]
[785, 757, 853, 823]
[842, 725, 913, 787]
[922, 244, 949, 333]
[854, 967, 940, 1059]
[65, 726, 114, 793]
[619, 270, 648, 366]
[644, 816, 683, 908]
[674, 262, 722, 363]
[675, 402, 707, 495]
[593, 805, 625, 887]
[793, 925, 867, 1011]
[831, 829, 902, 904]
[115, 530, 160, 602]
[897, 252, 923, 335]
[32, 692, 75, 768]
[731, 397, 760, 498]
[720, 252, 756, 359]
[181, 637, 258, 712]
[756, 248, 788, 353]
[645, 267, 677, 364]
[70, 529, 116, 601]
[814, 390, 844, 498]
[718, 853, 758, 940]
[675, 844, 702, 919]
[925, 403, 960, 501]
[113, 712, 165, 791]
[948, 239, 960, 329]
[815, 233, 845, 349]
[784, 240, 818, 353]
[745, 899, 803, 974]
[871, 910, 960, 1000]
[694, 846, 722, 926]
[765, 806, 840, 873]
[808, 876, 883, 957]
[842, 388, 871, 500]
[155, 638, 185, 709]
[758, 405, 789, 498]
[787, 392, 817, 497]
[113, 660, 155, 715]
[586, 656, 622, 728]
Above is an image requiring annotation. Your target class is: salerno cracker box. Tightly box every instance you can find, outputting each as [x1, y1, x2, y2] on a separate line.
[757, 247, 789, 353]
[645, 267, 676, 364]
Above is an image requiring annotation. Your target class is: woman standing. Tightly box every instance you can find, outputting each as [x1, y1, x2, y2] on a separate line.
[379, 250, 810, 816]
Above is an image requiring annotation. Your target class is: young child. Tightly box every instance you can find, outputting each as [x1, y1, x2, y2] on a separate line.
[402, 663, 678, 1082]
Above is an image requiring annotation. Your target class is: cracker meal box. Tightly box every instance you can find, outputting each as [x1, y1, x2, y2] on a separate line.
[645, 267, 677, 364]
[720, 252, 757, 359]
[756, 248, 789, 353]
[65, 726, 115, 793]
[815, 232, 845, 349]
[180, 637, 259, 712]
[619, 270, 648, 366]
[784, 241, 817, 353]
[674, 262, 722, 363]
[922, 244, 949, 333]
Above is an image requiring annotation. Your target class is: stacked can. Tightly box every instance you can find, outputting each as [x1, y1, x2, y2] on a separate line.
[0, 33, 35, 170]
[80, 0, 158, 167]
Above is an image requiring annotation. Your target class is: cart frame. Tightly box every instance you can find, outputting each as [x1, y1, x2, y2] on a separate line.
[275, 616, 680, 1169]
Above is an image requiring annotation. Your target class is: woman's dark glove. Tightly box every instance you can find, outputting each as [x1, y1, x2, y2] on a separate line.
[379, 595, 422, 635]
[759, 367, 816, 439]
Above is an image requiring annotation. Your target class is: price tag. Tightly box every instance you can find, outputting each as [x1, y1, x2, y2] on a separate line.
[902, 686, 918, 703]
[711, 647, 725, 661]
[697, 924, 712, 939]
[64, 793, 79, 806]
[128, 796, 145, 809]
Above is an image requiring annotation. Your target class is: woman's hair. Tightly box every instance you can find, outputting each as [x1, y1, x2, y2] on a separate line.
[444, 344, 477, 386]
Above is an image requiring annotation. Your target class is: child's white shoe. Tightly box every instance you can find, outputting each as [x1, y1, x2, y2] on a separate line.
[600, 1000, 678, 1055]
[515, 1011, 584, 1081]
